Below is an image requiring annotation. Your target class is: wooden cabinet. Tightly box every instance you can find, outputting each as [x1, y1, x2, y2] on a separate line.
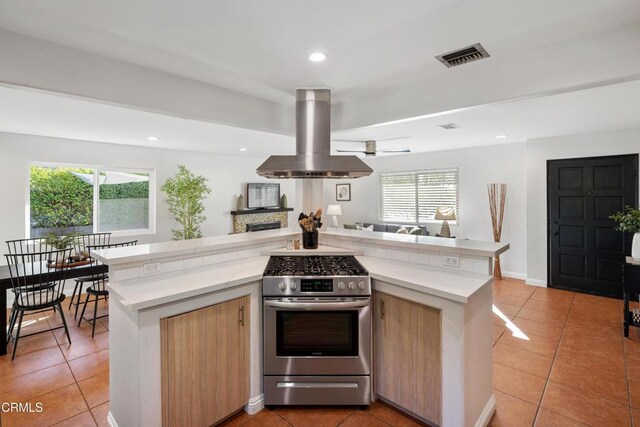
[160, 296, 249, 427]
[374, 291, 441, 425]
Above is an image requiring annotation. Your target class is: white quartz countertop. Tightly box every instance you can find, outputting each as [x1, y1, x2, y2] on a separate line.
[324, 228, 509, 258]
[356, 256, 492, 303]
[94, 228, 508, 266]
[109, 252, 492, 310]
[107, 257, 270, 311]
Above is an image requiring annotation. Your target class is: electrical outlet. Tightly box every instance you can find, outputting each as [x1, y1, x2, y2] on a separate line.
[142, 262, 161, 275]
[442, 256, 460, 268]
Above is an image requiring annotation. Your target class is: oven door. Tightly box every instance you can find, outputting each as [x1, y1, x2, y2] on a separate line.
[263, 297, 371, 376]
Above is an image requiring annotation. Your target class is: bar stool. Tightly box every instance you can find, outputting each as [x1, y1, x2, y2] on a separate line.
[68, 233, 111, 318]
[78, 240, 137, 337]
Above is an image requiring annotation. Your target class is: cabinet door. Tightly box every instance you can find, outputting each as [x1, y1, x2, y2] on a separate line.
[161, 296, 249, 427]
[374, 291, 441, 424]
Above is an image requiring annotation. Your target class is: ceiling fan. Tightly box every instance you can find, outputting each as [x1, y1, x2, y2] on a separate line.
[334, 137, 411, 157]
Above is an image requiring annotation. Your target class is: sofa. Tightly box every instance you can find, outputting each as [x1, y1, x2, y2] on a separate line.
[344, 222, 430, 236]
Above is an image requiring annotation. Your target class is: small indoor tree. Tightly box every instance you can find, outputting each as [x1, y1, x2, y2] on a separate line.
[161, 165, 211, 240]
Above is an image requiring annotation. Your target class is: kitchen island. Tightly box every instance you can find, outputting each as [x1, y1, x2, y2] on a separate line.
[93, 228, 508, 427]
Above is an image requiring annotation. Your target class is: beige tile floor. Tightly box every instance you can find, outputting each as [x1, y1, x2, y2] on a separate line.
[2, 278, 638, 426]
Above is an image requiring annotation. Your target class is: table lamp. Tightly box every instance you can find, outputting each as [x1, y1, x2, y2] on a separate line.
[435, 207, 456, 238]
[326, 204, 342, 228]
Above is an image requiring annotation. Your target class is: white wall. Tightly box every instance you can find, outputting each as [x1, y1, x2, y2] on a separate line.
[0, 132, 296, 253]
[327, 128, 640, 284]
[526, 128, 640, 284]
[324, 143, 527, 277]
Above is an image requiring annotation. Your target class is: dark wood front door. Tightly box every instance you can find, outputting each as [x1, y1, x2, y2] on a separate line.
[548, 154, 638, 298]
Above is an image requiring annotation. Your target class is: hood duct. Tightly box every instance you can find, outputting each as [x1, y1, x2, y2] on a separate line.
[256, 89, 373, 178]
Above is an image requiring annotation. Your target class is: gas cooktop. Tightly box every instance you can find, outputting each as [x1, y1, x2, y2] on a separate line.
[263, 255, 369, 277]
[263, 255, 371, 297]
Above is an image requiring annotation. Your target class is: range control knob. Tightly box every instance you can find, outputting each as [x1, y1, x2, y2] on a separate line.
[289, 282, 297, 290]
[278, 282, 287, 291]
[358, 281, 365, 290]
[348, 281, 356, 290]
[337, 281, 346, 290]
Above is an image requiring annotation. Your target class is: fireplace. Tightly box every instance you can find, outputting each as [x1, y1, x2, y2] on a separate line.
[246, 222, 281, 232]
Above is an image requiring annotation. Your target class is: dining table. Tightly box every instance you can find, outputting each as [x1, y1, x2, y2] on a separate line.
[0, 261, 107, 356]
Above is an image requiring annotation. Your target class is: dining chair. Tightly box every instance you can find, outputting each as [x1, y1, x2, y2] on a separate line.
[78, 240, 138, 337]
[68, 232, 112, 316]
[6, 237, 53, 255]
[5, 248, 73, 360]
[6, 237, 58, 345]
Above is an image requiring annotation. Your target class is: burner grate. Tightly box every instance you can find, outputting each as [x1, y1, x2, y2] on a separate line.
[264, 256, 369, 277]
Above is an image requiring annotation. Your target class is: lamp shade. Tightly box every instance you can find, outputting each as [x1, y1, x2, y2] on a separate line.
[434, 206, 456, 221]
[327, 204, 342, 216]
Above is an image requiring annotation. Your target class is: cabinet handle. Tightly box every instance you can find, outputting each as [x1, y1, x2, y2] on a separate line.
[239, 306, 245, 327]
[380, 300, 385, 319]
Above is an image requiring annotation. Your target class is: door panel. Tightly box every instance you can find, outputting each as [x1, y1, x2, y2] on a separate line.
[559, 225, 585, 249]
[593, 196, 624, 219]
[161, 296, 249, 427]
[593, 165, 622, 189]
[374, 291, 441, 425]
[548, 154, 638, 297]
[595, 227, 623, 252]
[559, 197, 585, 219]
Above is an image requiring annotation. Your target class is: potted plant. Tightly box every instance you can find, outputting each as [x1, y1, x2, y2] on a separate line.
[161, 165, 212, 240]
[611, 206, 640, 260]
[42, 232, 78, 250]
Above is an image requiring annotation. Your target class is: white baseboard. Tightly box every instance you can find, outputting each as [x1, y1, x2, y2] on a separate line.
[525, 278, 547, 287]
[107, 412, 119, 427]
[501, 271, 526, 280]
[245, 394, 264, 415]
[475, 394, 496, 427]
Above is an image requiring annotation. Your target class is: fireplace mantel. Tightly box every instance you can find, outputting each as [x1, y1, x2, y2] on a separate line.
[230, 208, 293, 215]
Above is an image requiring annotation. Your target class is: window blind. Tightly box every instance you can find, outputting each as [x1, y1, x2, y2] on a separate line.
[379, 169, 458, 223]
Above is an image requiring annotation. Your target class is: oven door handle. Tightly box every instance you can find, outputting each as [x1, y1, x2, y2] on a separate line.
[264, 300, 369, 309]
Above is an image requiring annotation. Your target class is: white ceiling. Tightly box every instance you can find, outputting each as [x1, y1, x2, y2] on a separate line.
[0, 86, 294, 156]
[0, 0, 637, 105]
[1, 79, 639, 156]
[332, 79, 640, 154]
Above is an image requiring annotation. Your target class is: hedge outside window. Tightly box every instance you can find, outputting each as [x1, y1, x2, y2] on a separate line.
[29, 165, 153, 237]
[379, 169, 458, 223]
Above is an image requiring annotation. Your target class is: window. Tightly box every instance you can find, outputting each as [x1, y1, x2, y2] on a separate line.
[379, 169, 458, 223]
[28, 164, 155, 237]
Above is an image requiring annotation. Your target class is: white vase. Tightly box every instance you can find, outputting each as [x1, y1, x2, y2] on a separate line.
[633, 232, 640, 260]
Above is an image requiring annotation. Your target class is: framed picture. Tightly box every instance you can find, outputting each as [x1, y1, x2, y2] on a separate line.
[336, 183, 351, 201]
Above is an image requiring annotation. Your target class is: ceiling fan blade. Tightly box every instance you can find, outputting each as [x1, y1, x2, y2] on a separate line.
[374, 136, 411, 142]
[333, 139, 367, 143]
[336, 149, 366, 153]
[377, 148, 411, 153]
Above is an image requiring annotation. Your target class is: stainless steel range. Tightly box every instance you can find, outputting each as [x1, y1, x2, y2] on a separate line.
[263, 255, 372, 406]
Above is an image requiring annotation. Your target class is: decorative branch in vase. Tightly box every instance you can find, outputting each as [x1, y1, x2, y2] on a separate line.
[487, 183, 507, 279]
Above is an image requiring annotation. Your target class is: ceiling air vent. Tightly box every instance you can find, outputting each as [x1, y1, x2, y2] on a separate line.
[436, 43, 489, 68]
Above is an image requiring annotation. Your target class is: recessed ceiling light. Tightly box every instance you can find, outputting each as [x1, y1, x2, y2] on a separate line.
[147, 136, 159, 141]
[495, 135, 507, 139]
[309, 52, 327, 62]
[239, 148, 248, 152]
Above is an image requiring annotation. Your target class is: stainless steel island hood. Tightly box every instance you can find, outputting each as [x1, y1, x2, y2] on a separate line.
[256, 89, 373, 178]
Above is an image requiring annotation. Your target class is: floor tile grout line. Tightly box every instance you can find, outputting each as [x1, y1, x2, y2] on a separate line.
[529, 291, 605, 427]
[50, 410, 97, 427]
[496, 283, 576, 426]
